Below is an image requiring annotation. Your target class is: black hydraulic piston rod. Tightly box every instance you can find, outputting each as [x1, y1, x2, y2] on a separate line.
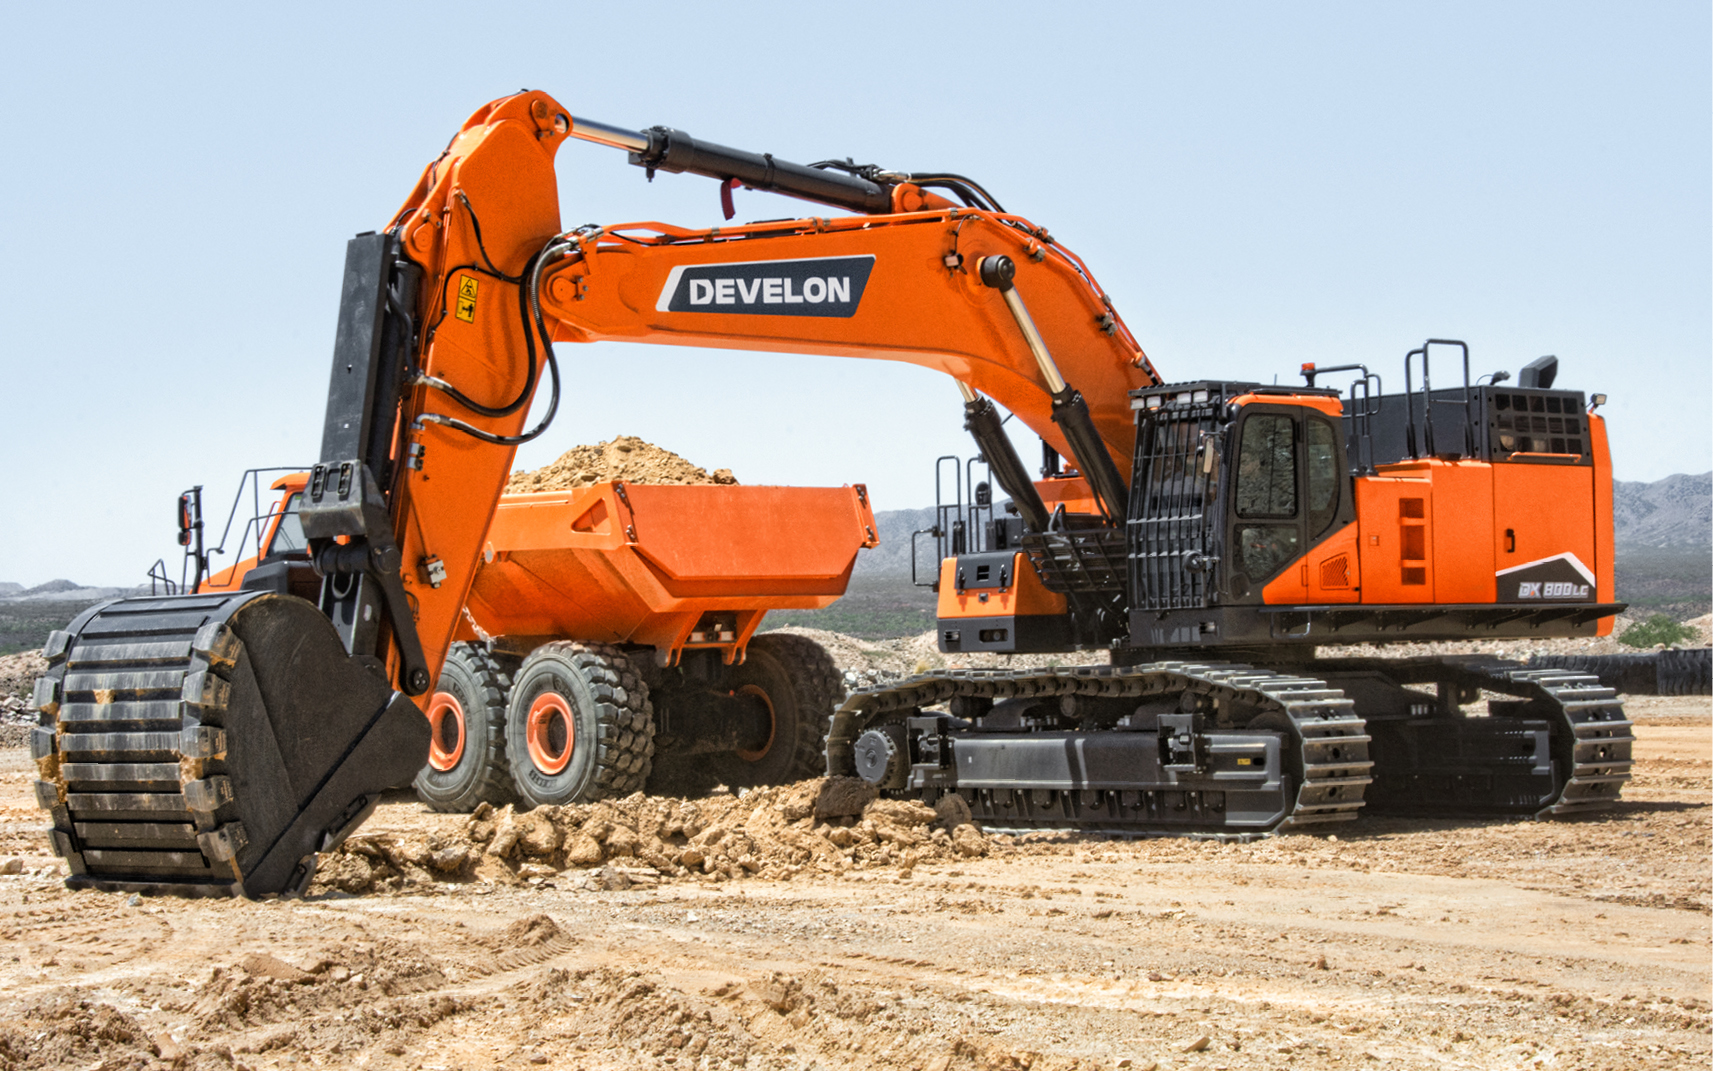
[957, 382, 1051, 534]
[978, 256, 1130, 524]
[568, 115, 892, 215]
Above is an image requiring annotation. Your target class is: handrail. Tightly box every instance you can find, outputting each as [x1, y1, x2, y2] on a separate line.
[1403, 339, 1472, 459]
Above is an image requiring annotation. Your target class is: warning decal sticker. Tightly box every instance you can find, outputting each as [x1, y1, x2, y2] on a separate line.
[455, 275, 478, 323]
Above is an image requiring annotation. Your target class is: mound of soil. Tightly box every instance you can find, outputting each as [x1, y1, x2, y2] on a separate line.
[506, 436, 736, 494]
[315, 778, 991, 894]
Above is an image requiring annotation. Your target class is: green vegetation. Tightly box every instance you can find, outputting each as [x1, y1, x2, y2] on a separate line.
[1618, 613, 1702, 649]
[0, 601, 98, 656]
[1614, 544, 1711, 622]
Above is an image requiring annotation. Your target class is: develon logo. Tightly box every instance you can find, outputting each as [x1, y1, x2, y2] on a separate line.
[656, 256, 875, 318]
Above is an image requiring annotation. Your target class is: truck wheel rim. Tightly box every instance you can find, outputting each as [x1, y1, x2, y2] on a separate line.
[734, 684, 776, 763]
[527, 692, 574, 775]
[426, 692, 466, 772]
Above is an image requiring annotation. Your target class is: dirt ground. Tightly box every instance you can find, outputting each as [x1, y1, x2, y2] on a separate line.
[0, 697, 1706, 1071]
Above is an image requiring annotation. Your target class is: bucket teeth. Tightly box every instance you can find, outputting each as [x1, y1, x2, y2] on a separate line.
[197, 822, 249, 862]
[183, 776, 235, 813]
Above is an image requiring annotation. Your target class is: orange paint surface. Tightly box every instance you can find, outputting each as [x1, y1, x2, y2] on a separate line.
[935, 553, 1068, 620]
[466, 483, 877, 661]
[1492, 462, 1595, 596]
[1262, 521, 1362, 605]
[1353, 465, 1435, 604]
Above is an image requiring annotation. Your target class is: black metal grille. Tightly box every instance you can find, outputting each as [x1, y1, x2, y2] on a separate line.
[1023, 515, 1127, 595]
[1128, 403, 1223, 611]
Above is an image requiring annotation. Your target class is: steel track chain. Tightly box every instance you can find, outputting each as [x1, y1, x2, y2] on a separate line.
[1478, 664, 1634, 816]
[835, 660, 1373, 835]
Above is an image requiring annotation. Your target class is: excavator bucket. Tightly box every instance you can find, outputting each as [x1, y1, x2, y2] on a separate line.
[30, 591, 428, 897]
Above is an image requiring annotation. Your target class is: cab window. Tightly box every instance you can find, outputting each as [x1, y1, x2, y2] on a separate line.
[265, 493, 306, 557]
[1234, 413, 1299, 579]
[1306, 418, 1341, 537]
[1236, 414, 1296, 518]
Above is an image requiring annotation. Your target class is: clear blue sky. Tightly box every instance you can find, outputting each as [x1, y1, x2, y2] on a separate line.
[2, 2, 1707, 586]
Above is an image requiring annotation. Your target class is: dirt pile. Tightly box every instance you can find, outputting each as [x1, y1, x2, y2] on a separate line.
[506, 435, 736, 494]
[767, 626, 1075, 693]
[315, 778, 993, 895]
[0, 992, 186, 1070]
[503, 963, 1111, 1071]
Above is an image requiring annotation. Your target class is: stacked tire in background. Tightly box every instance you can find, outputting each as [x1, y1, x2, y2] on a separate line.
[1528, 648, 1712, 697]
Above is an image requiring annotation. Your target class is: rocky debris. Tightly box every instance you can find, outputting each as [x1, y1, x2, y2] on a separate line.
[843, 665, 905, 692]
[0, 651, 45, 745]
[502, 963, 1113, 1071]
[770, 625, 1080, 681]
[195, 938, 451, 1034]
[313, 777, 993, 894]
[0, 651, 45, 706]
[1313, 612, 1712, 663]
[506, 435, 736, 494]
[0, 994, 166, 1069]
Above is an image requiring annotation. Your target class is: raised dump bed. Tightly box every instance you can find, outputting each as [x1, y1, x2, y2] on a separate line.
[463, 481, 877, 662]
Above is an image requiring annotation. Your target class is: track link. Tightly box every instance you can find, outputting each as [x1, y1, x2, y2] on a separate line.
[1321, 656, 1634, 819]
[1464, 661, 1634, 816]
[829, 654, 1633, 837]
[827, 660, 1373, 836]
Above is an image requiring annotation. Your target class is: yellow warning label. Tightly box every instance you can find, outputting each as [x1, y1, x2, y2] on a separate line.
[455, 275, 478, 322]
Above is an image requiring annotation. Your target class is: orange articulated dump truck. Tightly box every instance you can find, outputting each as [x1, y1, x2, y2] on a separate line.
[183, 469, 876, 813]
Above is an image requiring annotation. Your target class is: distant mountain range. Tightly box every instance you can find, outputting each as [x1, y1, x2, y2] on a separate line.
[0, 579, 149, 603]
[1613, 472, 1712, 548]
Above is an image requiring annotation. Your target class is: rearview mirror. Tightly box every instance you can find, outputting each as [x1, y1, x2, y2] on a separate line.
[177, 493, 195, 547]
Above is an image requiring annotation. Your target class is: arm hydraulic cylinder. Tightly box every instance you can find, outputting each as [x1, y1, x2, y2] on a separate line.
[979, 255, 1131, 523]
[569, 116, 891, 215]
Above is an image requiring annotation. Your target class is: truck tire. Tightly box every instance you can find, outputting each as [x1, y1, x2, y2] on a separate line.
[716, 633, 841, 787]
[413, 643, 518, 813]
[1657, 648, 1713, 696]
[505, 641, 654, 807]
[1527, 653, 1658, 695]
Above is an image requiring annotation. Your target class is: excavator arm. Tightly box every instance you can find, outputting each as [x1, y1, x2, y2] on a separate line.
[31, 90, 1159, 897]
[390, 92, 1159, 718]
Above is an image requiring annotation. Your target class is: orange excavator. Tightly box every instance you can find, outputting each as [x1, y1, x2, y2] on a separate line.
[30, 90, 1630, 896]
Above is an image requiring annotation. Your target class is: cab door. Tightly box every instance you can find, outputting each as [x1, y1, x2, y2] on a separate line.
[1228, 407, 1306, 602]
[1228, 405, 1353, 605]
